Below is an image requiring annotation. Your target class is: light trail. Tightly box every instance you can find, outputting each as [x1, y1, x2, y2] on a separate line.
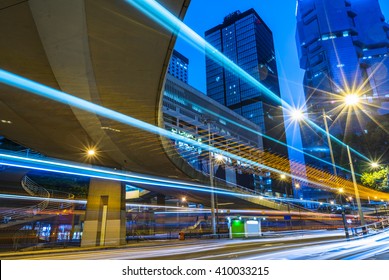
[6, 150, 382, 205]
[247, 229, 389, 260]
[0, 193, 354, 219]
[0, 150, 320, 204]
[125, 0, 370, 162]
[0, 193, 85, 205]
[0, 193, 210, 211]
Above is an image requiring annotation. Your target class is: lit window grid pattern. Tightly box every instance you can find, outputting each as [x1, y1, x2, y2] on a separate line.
[205, 11, 280, 133]
[168, 55, 188, 83]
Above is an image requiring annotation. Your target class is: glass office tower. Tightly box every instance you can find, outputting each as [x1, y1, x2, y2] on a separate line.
[205, 9, 288, 158]
[296, 0, 389, 169]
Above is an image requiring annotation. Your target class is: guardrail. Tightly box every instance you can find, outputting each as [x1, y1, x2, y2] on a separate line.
[21, 176, 50, 211]
[350, 218, 389, 237]
[200, 171, 302, 212]
[0, 148, 45, 159]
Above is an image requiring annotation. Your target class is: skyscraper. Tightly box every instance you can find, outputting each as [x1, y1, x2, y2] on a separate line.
[296, 0, 389, 169]
[205, 9, 288, 157]
[168, 50, 189, 83]
[296, 0, 389, 127]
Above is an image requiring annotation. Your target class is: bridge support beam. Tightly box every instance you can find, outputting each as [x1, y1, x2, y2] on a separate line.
[81, 178, 126, 247]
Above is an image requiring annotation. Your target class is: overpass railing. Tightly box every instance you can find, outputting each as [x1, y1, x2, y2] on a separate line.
[350, 218, 389, 238]
[202, 171, 302, 212]
[1, 176, 74, 226]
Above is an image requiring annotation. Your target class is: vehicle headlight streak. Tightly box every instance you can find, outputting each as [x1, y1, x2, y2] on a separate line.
[0, 193, 211, 211]
[0, 193, 86, 205]
[2, 150, 387, 202]
[0, 152, 251, 198]
[0, 151, 287, 201]
[125, 0, 369, 162]
[0, 151, 353, 205]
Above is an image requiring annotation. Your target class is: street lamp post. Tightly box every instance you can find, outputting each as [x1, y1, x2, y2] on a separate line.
[322, 109, 350, 239]
[347, 145, 365, 226]
[280, 174, 288, 197]
[338, 188, 350, 239]
[291, 107, 362, 235]
[206, 121, 217, 236]
[280, 174, 292, 229]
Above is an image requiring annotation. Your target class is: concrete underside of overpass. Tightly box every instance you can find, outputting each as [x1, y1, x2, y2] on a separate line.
[0, 0, 278, 246]
[0, 0, 195, 179]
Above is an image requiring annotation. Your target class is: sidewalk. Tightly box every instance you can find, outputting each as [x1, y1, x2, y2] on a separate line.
[0, 229, 342, 259]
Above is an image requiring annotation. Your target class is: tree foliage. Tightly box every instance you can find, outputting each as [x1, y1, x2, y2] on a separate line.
[361, 167, 388, 192]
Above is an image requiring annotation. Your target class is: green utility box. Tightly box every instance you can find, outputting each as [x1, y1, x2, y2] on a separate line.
[230, 219, 245, 238]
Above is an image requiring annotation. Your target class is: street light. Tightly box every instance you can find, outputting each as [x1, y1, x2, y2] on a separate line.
[339, 94, 368, 226]
[290, 109, 304, 122]
[204, 120, 217, 236]
[280, 174, 288, 197]
[321, 106, 365, 228]
[344, 93, 360, 106]
[86, 148, 96, 157]
[347, 145, 365, 226]
[215, 153, 224, 162]
[290, 107, 338, 182]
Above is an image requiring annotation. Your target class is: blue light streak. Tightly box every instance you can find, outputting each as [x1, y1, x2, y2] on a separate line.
[0, 193, 211, 210]
[0, 151, 328, 206]
[0, 151, 265, 199]
[0, 193, 86, 205]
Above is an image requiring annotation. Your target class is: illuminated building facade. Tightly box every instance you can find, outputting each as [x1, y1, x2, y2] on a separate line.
[204, 9, 288, 157]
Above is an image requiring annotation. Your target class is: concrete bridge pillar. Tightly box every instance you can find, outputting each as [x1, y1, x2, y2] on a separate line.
[81, 178, 126, 247]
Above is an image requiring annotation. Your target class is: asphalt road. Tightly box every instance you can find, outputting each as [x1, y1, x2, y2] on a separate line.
[1, 229, 388, 260]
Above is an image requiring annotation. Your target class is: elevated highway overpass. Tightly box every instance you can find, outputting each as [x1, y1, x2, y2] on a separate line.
[0, 0, 286, 246]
